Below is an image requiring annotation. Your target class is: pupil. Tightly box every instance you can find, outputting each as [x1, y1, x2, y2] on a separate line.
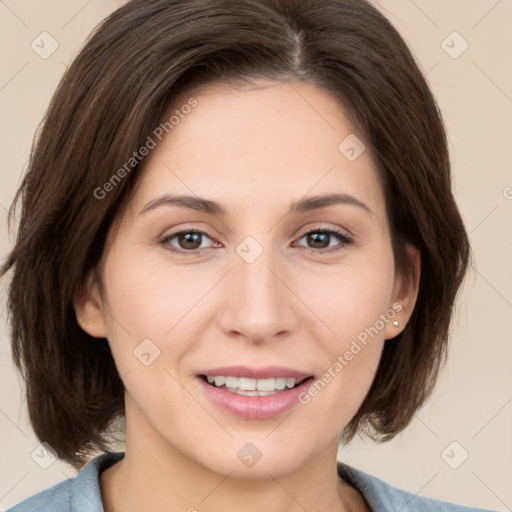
[180, 232, 201, 249]
[308, 232, 329, 248]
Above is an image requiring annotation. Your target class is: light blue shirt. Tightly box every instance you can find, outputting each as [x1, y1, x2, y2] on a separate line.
[8, 451, 497, 511]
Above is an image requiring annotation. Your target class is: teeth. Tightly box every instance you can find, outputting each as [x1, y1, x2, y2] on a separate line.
[234, 389, 276, 397]
[275, 377, 287, 390]
[225, 376, 238, 388]
[256, 378, 276, 391]
[238, 377, 257, 391]
[205, 375, 305, 393]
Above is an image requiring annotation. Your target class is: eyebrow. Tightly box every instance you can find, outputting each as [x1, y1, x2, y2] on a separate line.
[139, 192, 372, 216]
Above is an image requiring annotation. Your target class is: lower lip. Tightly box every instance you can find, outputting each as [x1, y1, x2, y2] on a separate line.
[197, 376, 314, 420]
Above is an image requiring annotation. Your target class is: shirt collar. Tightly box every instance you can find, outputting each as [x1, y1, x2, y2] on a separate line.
[71, 451, 124, 511]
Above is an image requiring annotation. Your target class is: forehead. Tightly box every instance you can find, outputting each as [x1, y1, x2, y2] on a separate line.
[131, 79, 385, 219]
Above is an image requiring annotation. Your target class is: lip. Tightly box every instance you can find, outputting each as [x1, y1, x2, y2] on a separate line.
[197, 365, 312, 380]
[196, 366, 315, 420]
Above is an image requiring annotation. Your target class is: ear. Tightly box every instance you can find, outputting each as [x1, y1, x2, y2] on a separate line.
[384, 243, 421, 340]
[73, 271, 108, 338]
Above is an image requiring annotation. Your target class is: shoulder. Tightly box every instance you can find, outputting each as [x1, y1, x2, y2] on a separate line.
[337, 462, 498, 512]
[7, 451, 124, 512]
[7, 478, 73, 512]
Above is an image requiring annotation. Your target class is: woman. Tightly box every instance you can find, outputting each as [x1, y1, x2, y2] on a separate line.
[1, 0, 498, 510]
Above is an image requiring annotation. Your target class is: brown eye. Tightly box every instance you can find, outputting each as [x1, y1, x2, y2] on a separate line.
[160, 229, 218, 254]
[306, 232, 331, 249]
[176, 232, 203, 250]
[296, 228, 353, 252]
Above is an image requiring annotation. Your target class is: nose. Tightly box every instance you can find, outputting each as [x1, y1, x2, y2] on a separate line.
[217, 246, 297, 345]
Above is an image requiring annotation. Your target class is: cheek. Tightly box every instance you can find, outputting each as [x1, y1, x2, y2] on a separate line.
[101, 253, 207, 338]
[298, 277, 388, 433]
[296, 247, 394, 407]
[98, 253, 223, 390]
[301, 250, 395, 341]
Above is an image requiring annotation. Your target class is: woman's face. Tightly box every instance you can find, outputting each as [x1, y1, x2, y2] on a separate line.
[79, 79, 417, 478]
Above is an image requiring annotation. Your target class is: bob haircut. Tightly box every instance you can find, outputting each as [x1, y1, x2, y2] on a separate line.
[2, 0, 469, 468]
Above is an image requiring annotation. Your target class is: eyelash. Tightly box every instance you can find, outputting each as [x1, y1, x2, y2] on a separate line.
[158, 226, 353, 256]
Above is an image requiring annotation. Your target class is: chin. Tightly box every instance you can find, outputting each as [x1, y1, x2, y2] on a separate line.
[188, 434, 324, 480]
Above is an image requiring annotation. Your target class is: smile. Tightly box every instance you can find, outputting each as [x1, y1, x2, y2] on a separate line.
[203, 375, 310, 396]
[196, 366, 315, 419]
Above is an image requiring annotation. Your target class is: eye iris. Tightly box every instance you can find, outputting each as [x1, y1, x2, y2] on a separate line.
[308, 232, 330, 249]
[179, 232, 202, 250]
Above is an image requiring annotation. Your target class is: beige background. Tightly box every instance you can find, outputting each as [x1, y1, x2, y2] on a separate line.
[0, 0, 511, 510]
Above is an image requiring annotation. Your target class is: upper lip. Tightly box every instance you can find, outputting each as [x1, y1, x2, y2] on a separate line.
[198, 366, 314, 380]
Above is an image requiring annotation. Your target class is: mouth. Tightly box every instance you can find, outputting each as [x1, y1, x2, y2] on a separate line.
[199, 374, 314, 396]
[196, 366, 316, 419]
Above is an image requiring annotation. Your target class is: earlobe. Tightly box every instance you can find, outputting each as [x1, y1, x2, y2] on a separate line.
[385, 243, 421, 340]
[73, 273, 108, 339]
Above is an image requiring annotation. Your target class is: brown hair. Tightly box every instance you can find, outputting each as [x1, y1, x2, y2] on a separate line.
[1, 0, 470, 468]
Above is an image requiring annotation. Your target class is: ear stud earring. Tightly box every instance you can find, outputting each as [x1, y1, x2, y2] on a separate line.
[392, 320, 400, 327]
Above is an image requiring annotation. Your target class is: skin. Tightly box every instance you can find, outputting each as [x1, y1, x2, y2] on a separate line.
[75, 79, 420, 512]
